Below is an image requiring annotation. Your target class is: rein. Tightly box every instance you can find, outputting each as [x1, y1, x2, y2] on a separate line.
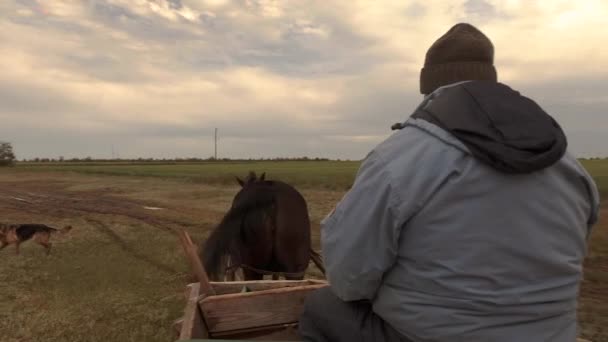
[225, 263, 307, 279]
[224, 249, 326, 279]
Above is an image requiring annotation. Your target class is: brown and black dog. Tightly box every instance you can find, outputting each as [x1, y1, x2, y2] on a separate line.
[0, 223, 73, 255]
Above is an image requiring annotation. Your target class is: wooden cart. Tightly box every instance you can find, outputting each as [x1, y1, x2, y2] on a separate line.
[174, 230, 593, 342]
[174, 230, 328, 341]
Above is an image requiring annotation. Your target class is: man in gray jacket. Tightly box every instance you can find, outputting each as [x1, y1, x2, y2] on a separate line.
[299, 23, 600, 342]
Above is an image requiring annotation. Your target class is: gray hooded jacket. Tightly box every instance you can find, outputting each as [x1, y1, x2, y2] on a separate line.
[321, 81, 600, 342]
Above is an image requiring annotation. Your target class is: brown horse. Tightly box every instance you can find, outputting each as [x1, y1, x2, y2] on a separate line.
[200, 171, 324, 281]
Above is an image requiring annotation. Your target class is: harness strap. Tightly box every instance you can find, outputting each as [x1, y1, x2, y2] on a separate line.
[225, 263, 307, 279]
[224, 249, 326, 279]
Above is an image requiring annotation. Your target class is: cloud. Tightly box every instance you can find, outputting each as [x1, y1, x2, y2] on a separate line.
[0, 0, 606, 160]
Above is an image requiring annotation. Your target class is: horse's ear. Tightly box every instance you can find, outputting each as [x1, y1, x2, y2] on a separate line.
[259, 172, 266, 181]
[236, 176, 244, 187]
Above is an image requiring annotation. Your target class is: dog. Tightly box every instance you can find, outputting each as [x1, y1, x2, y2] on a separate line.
[0, 223, 73, 255]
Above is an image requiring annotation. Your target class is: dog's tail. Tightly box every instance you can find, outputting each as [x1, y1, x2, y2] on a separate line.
[51, 225, 73, 236]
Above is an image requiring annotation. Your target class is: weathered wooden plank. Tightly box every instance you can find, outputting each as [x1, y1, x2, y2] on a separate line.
[200, 283, 328, 333]
[210, 279, 328, 295]
[178, 230, 215, 297]
[211, 322, 300, 340]
[172, 318, 184, 339]
[179, 283, 209, 340]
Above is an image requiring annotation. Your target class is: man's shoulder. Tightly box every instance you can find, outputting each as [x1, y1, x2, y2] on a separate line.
[372, 118, 470, 166]
[357, 119, 470, 196]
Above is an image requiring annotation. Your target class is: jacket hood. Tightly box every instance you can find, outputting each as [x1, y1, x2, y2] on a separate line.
[410, 81, 568, 173]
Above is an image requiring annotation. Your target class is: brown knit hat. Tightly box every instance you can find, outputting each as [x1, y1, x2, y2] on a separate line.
[420, 23, 497, 95]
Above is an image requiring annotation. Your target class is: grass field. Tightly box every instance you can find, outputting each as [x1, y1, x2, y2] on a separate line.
[0, 160, 606, 341]
[13, 161, 362, 191]
[13, 158, 608, 196]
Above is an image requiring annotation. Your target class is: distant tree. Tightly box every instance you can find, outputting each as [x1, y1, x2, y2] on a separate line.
[0, 142, 16, 166]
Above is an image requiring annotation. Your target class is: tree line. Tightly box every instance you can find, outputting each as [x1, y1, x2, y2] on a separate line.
[1, 142, 339, 165]
[3, 141, 606, 166]
[19, 156, 333, 163]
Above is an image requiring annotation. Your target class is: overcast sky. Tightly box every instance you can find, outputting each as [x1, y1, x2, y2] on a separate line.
[1, 0, 606, 160]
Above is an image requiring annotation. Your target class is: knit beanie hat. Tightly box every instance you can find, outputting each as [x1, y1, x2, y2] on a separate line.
[420, 23, 497, 95]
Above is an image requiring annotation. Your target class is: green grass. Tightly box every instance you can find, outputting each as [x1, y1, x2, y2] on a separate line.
[10, 161, 362, 191]
[0, 171, 339, 342]
[0, 159, 606, 341]
[0, 217, 190, 342]
[580, 159, 608, 199]
[9, 158, 608, 196]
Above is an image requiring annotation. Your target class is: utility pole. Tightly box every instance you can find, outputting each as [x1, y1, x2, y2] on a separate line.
[214, 128, 218, 160]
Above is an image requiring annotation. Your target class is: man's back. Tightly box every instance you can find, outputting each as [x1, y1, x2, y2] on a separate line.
[300, 23, 600, 342]
[368, 82, 599, 341]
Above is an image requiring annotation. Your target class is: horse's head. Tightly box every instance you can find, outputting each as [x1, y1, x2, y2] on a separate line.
[200, 171, 275, 280]
[202, 171, 312, 281]
[232, 171, 271, 210]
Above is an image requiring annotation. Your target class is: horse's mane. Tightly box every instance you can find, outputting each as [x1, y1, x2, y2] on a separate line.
[200, 174, 276, 280]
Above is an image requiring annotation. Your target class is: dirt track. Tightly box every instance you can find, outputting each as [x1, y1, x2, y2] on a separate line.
[0, 179, 197, 232]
